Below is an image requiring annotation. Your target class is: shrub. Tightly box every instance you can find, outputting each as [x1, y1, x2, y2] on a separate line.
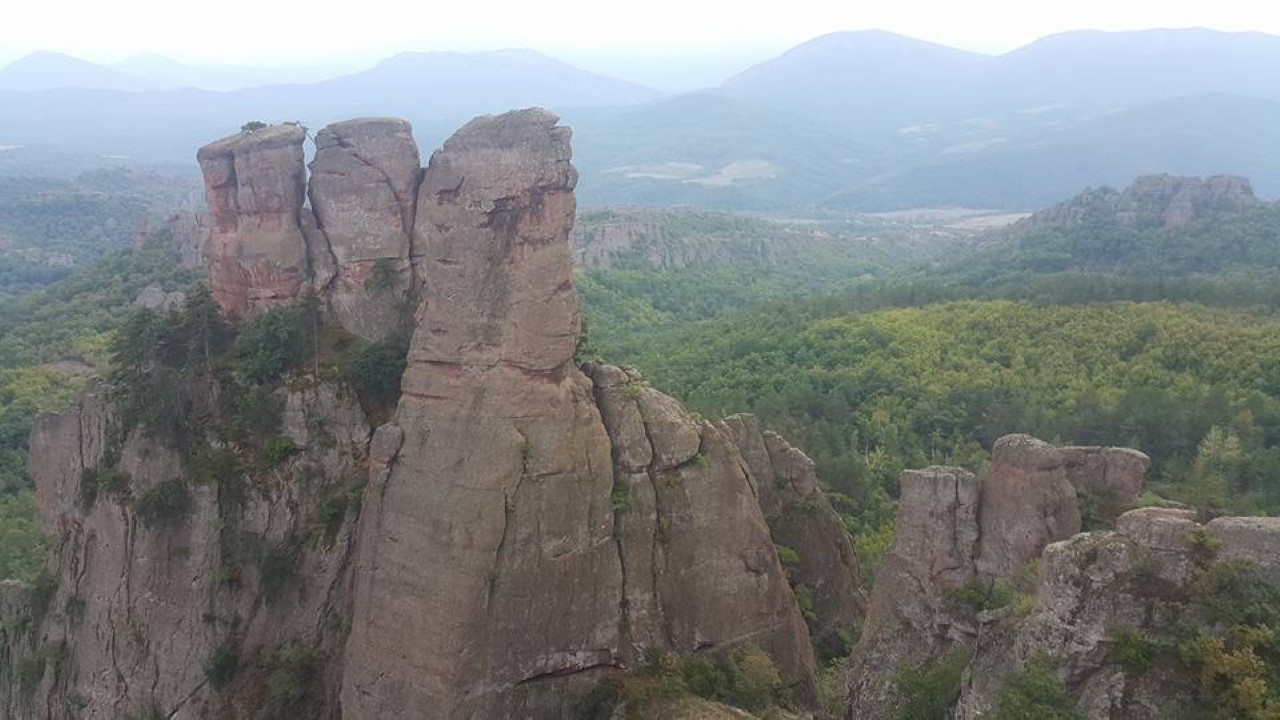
[231, 299, 316, 386]
[258, 540, 298, 602]
[204, 643, 240, 690]
[775, 544, 801, 570]
[190, 446, 239, 486]
[952, 577, 1019, 613]
[65, 595, 86, 625]
[27, 570, 58, 624]
[100, 469, 131, 496]
[344, 337, 408, 411]
[133, 480, 192, 529]
[1186, 527, 1224, 567]
[894, 647, 971, 720]
[262, 644, 320, 719]
[79, 468, 99, 508]
[363, 259, 396, 293]
[994, 656, 1082, 720]
[1192, 558, 1280, 627]
[261, 436, 297, 467]
[16, 655, 45, 696]
[1109, 627, 1153, 672]
[611, 485, 632, 514]
[231, 385, 284, 439]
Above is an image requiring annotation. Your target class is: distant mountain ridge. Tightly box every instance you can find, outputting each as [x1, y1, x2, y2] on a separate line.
[5, 28, 1280, 211]
[723, 27, 1280, 127]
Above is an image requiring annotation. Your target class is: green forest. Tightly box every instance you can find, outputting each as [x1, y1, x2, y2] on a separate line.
[2, 193, 1280, 602]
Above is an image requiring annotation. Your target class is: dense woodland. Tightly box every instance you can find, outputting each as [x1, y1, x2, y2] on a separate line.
[0, 169, 199, 298]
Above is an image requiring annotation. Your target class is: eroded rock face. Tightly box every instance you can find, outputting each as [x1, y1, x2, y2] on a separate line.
[12, 110, 844, 719]
[844, 466, 980, 716]
[197, 125, 309, 317]
[977, 434, 1081, 578]
[342, 110, 824, 717]
[6, 380, 369, 719]
[955, 508, 1280, 719]
[723, 414, 865, 658]
[308, 118, 421, 340]
[591, 369, 819, 703]
[845, 434, 1146, 719]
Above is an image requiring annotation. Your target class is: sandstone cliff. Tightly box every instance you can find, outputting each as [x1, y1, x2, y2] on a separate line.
[2, 110, 857, 719]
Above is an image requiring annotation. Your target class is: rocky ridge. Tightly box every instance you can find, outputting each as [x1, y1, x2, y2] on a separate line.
[1017, 173, 1262, 231]
[0, 110, 861, 719]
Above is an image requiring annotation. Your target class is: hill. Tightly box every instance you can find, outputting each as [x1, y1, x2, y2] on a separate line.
[939, 174, 1280, 283]
[0, 51, 163, 92]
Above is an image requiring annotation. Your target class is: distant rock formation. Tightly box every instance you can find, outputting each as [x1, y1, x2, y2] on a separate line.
[1019, 173, 1261, 230]
[3, 110, 857, 719]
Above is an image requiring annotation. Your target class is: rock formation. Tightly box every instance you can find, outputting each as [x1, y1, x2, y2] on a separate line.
[3, 110, 855, 719]
[1019, 174, 1261, 231]
[197, 124, 310, 317]
[308, 118, 421, 341]
[954, 509, 1280, 718]
[845, 434, 1149, 718]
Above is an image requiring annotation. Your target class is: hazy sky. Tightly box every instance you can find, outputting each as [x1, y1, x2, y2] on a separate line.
[3, 0, 1278, 66]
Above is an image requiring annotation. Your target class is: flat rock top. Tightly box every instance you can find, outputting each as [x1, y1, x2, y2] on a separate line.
[197, 124, 306, 159]
[441, 107, 567, 154]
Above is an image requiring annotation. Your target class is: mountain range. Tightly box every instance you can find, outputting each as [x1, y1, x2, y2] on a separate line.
[3, 27, 1280, 210]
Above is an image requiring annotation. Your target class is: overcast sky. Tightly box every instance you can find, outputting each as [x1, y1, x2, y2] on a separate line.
[3, 0, 1278, 67]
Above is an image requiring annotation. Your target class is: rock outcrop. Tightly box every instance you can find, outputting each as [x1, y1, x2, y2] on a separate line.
[845, 434, 1150, 718]
[954, 508, 1280, 719]
[342, 110, 822, 717]
[4, 379, 367, 719]
[6, 110, 856, 719]
[308, 118, 421, 341]
[197, 118, 421, 340]
[723, 414, 866, 658]
[1019, 174, 1261, 231]
[197, 125, 310, 317]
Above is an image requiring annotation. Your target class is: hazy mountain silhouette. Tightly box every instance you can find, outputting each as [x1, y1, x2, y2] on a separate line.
[0, 51, 164, 91]
[3, 29, 1280, 211]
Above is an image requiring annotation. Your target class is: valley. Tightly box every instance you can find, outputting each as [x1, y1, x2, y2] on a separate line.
[0, 17, 1279, 720]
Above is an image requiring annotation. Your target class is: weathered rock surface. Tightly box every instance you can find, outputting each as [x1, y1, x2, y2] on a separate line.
[845, 434, 1146, 719]
[723, 414, 865, 657]
[844, 466, 980, 716]
[133, 283, 186, 311]
[8, 110, 855, 719]
[1062, 445, 1150, 520]
[308, 118, 421, 340]
[976, 434, 1081, 578]
[591, 369, 819, 702]
[342, 110, 827, 718]
[197, 125, 310, 317]
[4, 379, 369, 719]
[955, 507, 1280, 719]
